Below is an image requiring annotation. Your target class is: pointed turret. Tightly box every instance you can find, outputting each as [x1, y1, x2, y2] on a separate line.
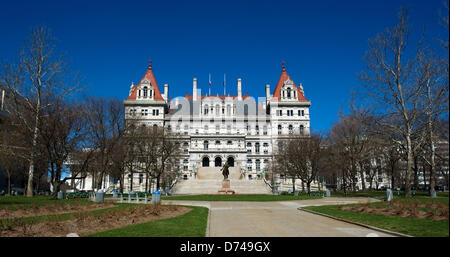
[126, 59, 165, 101]
[272, 61, 308, 102]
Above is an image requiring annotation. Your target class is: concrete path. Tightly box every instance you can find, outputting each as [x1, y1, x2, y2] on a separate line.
[163, 197, 396, 237]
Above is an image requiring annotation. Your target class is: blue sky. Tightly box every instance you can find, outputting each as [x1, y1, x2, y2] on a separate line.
[0, 0, 447, 132]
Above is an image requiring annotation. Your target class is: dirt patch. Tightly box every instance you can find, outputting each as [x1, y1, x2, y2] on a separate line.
[0, 203, 116, 219]
[0, 204, 191, 237]
[339, 200, 449, 220]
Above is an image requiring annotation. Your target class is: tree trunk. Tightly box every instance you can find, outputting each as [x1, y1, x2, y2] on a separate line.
[292, 177, 296, 193]
[413, 156, 419, 190]
[306, 182, 311, 195]
[301, 181, 305, 192]
[7, 169, 11, 195]
[404, 131, 414, 197]
[359, 163, 366, 191]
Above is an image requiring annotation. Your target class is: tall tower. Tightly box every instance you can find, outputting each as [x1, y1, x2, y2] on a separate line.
[124, 59, 169, 127]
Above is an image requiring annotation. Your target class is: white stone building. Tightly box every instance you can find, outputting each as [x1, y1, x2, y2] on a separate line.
[73, 60, 313, 194]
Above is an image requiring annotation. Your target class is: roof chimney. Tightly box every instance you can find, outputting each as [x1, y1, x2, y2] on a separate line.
[237, 78, 242, 101]
[265, 84, 270, 101]
[193, 78, 198, 101]
[164, 83, 169, 101]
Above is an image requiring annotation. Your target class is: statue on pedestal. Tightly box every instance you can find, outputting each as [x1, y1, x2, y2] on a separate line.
[221, 162, 230, 180]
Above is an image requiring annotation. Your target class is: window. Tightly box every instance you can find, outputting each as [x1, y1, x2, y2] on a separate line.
[139, 174, 144, 184]
[278, 125, 282, 135]
[215, 140, 221, 145]
[183, 159, 189, 171]
[263, 126, 267, 135]
[143, 87, 148, 98]
[204, 125, 208, 132]
[276, 110, 282, 116]
[203, 141, 209, 150]
[216, 105, 220, 115]
[287, 88, 291, 98]
[227, 105, 231, 116]
[227, 140, 232, 146]
[255, 159, 261, 171]
[300, 125, 304, 135]
[247, 159, 253, 170]
[288, 125, 293, 134]
[247, 142, 252, 153]
[255, 125, 259, 135]
[204, 105, 209, 115]
[298, 110, 305, 116]
[255, 143, 260, 153]
[287, 110, 293, 116]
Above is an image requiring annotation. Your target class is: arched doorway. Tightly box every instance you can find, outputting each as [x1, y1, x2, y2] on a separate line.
[227, 157, 234, 167]
[215, 157, 222, 167]
[202, 157, 210, 167]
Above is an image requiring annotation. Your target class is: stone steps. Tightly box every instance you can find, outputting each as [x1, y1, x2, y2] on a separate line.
[172, 179, 272, 195]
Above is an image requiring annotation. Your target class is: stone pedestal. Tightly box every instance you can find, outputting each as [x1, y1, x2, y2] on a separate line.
[218, 179, 235, 194]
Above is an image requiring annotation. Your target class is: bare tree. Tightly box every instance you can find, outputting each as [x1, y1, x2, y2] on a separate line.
[0, 26, 80, 196]
[39, 97, 87, 198]
[359, 8, 429, 196]
[83, 97, 124, 191]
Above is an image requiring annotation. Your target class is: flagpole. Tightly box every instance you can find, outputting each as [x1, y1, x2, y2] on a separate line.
[209, 73, 211, 96]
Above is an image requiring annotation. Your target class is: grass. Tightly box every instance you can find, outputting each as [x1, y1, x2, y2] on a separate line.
[303, 197, 449, 237]
[0, 195, 94, 210]
[329, 190, 449, 199]
[161, 194, 322, 201]
[86, 206, 209, 237]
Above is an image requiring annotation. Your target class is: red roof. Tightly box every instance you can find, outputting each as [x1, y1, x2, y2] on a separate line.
[184, 94, 250, 100]
[272, 61, 308, 102]
[126, 59, 164, 101]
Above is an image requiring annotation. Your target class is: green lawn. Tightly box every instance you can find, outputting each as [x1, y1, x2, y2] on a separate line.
[0, 195, 94, 210]
[161, 194, 322, 201]
[329, 190, 449, 199]
[303, 198, 449, 237]
[87, 206, 209, 237]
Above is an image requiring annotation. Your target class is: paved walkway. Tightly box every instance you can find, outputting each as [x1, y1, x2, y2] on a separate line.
[163, 197, 396, 237]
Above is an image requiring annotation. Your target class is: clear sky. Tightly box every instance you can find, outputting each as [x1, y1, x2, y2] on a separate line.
[0, 0, 447, 132]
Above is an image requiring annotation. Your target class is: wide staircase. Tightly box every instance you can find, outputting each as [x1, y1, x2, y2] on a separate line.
[172, 167, 272, 195]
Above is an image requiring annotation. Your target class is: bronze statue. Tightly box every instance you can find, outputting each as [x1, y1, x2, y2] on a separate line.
[221, 162, 230, 180]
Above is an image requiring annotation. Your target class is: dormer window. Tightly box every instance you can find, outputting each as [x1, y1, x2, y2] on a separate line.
[143, 87, 148, 98]
[287, 88, 291, 98]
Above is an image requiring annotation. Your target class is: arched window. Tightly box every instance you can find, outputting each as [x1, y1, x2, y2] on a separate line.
[203, 140, 209, 150]
[204, 105, 209, 115]
[202, 156, 210, 167]
[278, 125, 282, 135]
[288, 124, 293, 134]
[255, 143, 260, 153]
[227, 157, 234, 167]
[300, 125, 304, 135]
[287, 88, 291, 98]
[215, 157, 222, 167]
[149, 89, 153, 99]
[143, 87, 148, 98]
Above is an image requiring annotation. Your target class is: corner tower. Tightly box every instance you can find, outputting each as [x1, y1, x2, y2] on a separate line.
[124, 59, 169, 127]
[267, 61, 311, 136]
